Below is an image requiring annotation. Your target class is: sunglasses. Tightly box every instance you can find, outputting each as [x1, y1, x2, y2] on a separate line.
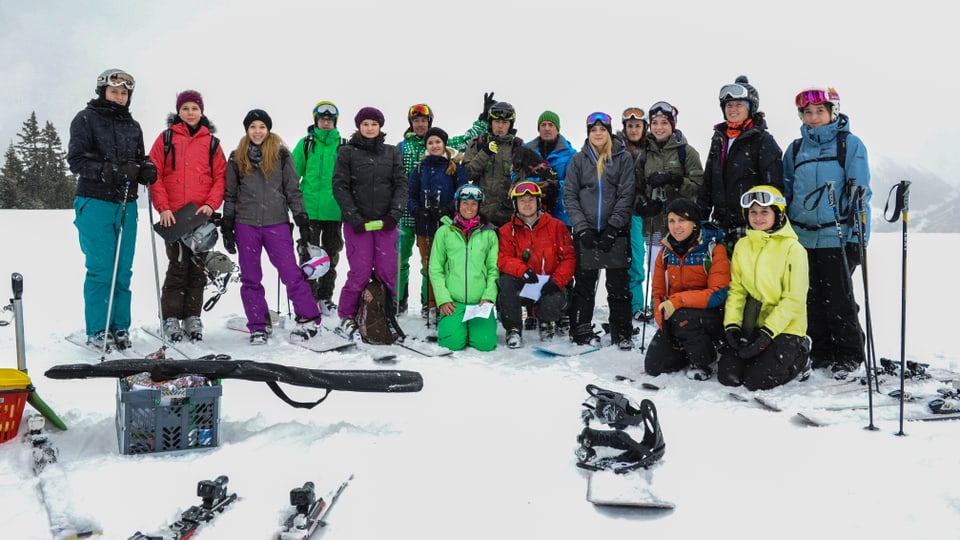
[719, 83, 749, 101]
[795, 89, 838, 108]
[100, 70, 135, 90]
[621, 108, 645, 122]
[314, 103, 339, 117]
[648, 101, 677, 119]
[457, 185, 484, 201]
[511, 181, 542, 198]
[409, 104, 432, 118]
[739, 190, 786, 209]
[587, 112, 612, 127]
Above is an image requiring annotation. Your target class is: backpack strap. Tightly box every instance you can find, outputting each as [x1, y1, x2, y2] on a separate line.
[303, 130, 315, 161]
[792, 131, 848, 169]
[209, 135, 220, 171]
[163, 128, 175, 170]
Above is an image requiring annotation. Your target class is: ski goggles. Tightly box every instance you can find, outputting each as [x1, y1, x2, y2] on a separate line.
[795, 89, 837, 108]
[586, 112, 612, 127]
[456, 185, 484, 201]
[648, 101, 677, 119]
[621, 108, 645, 122]
[740, 190, 786, 209]
[510, 181, 542, 198]
[408, 104, 432, 118]
[313, 103, 339, 117]
[719, 83, 749, 101]
[488, 110, 514, 121]
[99, 70, 135, 90]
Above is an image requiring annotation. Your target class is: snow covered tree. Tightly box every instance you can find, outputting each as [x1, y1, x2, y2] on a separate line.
[2, 112, 75, 209]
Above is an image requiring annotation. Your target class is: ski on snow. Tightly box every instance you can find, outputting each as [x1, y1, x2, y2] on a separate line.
[225, 316, 358, 354]
[128, 475, 238, 540]
[275, 475, 353, 540]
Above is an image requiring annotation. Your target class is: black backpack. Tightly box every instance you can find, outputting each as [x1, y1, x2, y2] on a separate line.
[301, 129, 346, 162]
[791, 131, 848, 169]
[163, 128, 220, 172]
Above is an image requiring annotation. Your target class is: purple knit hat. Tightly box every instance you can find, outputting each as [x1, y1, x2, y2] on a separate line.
[354, 106, 385, 128]
[176, 90, 204, 113]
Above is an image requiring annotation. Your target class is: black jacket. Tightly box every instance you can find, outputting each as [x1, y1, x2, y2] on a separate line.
[332, 134, 407, 228]
[67, 98, 146, 203]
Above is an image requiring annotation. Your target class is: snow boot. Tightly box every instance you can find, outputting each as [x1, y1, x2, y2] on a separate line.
[317, 298, 337, 317]
[506, 329, 523, 349]
[571, 323, 601, 347]
[88, 330, 114, 351]
[335, 318, 358, 341]
[538, 321, 557, 341]
[249, 330, 268, 345]
[111, 329, 131, 350]
[290, 319, 319, 341]
[163, 317, 185, 342]
[183, 316, 203, 342]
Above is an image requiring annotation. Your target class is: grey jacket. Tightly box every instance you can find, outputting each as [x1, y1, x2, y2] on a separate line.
[224, 148, 306, 226]
[563, 135, 636, 234]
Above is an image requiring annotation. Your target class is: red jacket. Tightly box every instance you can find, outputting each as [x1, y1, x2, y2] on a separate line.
[497, 212, 576, 288]
[148, 119, 226, 214]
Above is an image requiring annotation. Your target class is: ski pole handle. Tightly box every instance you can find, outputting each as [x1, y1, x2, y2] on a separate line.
[12, 272, 22, 300]
[825, 182, 836, 209]
[898, 180, 911, 213]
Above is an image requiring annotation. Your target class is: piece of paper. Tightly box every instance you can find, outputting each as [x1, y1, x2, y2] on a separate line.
[463, 302, 495, 322]
[519, 274, 550, 302]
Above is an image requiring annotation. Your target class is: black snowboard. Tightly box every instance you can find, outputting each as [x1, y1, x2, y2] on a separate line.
[153, 202, 209, 243]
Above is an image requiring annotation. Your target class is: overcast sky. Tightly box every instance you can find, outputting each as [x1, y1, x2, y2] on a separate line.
[2, 0, 958, 185]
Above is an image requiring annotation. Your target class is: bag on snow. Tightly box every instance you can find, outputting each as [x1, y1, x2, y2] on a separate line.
[356, 277, 405, 345]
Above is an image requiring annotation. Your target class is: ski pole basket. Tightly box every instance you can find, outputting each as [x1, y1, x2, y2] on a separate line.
[0, 368, 33, 445]
[116, 377, 222, 455]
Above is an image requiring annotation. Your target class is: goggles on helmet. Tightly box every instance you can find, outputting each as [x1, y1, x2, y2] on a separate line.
[313, 102, 339, 118]
[740, 189, 786, 209]
[99, 70, 135, 91]
[621, 108, 645, 122]
[648, 101, 677, 119]
[795, 89, 839, 109]
[587, 112, 612, 127]
[719, 83, 749, 102]
[408, 104, 432, 118]
[489, 110, 514, 121]
[456, 185, 485, 202]
[510, 181, 542, 198]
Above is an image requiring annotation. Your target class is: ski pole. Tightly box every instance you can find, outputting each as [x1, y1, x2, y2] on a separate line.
[145, 182, 169, 356]
[639, 227, 655, 352]
[853, 185, 880, 428]
[101, 181, 132, 360]
[884, 180, 911, 436]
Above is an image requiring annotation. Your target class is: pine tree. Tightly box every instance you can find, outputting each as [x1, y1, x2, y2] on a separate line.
[40, 121, 74, 208]
[0, 143, 24, 209]
[2, 112, 75, 209]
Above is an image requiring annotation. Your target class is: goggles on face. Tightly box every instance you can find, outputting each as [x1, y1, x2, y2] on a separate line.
[489, 111, 514, 121]
[457, 185, 484, 202]
[719, 83, 749, 102]
[621, 108, 645, 122]
[795, 89, 838, 109]
[740, 190, 786, 209]
[587, 112, 612, 127]
[408, 104, 432, 118]
[648, 101, 677, 119]
[314, 103, 339, 117]
[510, 181, 542, 198]
[100, 70, 135, 90]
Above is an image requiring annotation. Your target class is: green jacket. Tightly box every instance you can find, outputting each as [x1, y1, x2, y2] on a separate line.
[429, 220, 499, 306]
[635, 130, 703, 236]
[292, 126, 343, 221]
[724, 220, 808, 337]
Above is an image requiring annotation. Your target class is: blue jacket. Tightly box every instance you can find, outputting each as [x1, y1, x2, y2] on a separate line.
[524, 134, 576, 226]
[406, 153, 468, 237]
[783, 114, 871, 248]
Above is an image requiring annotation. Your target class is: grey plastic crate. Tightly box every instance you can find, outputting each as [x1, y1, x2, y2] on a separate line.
[116, 378, 222, 455]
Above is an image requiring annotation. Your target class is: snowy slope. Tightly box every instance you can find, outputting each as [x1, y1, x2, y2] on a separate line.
[0, 209, 958, 540]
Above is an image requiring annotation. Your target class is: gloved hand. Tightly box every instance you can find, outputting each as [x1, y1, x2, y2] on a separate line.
[381, 216, 398, 231]
[598, 228, 620, 252]
[138, 160, 158, 186]
[118, 161, 141, 183]
[353, 221, 368, 234]
[521, 269, 538, 284]
[100, 162, 118, 183]
[634, 196, 664, 218]
[220, 217, 237, 254]
[540, 280, 561, 297]
[293, 213, 310, 242]
[738, 327, 774, 359]
[577, 229, 599, 250]
[481, 139, 499, 155]
[478, 91, 496, 121]
[659, 300, 676, 320]
[413, 206, 431, 223]
[647, 172, 684, 189]
[725, 325, 744, 351]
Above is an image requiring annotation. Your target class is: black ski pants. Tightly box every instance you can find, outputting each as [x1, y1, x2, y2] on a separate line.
[644, 308, 724, 376]
[570, 266, 632, 341]
[718, 333, 810, 391]
[297, 219, 343, 302]
[806, 246, 864, 369]
[161, 241, 206, 319]
[497, 275, 567, 333]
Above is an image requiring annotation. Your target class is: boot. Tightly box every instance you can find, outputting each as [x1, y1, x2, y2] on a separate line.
[183, 316, 203, 342]
[163, 318, 185, 342]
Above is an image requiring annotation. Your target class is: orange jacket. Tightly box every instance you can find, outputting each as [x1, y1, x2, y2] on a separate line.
[497, 212, 576, 288]
[652, 225, 730, 327]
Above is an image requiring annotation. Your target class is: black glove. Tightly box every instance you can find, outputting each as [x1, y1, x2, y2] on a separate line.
[293, 213, 310, 241]
[413, 206, 431, 223]
[479, 91, 496, 121]
[844, 243, 862, 269]
[577, 229, 599, 250]
[540, 280, 561, 297]
[480, 139, 498, 155]
[118, 161, 141, 183]
[635, 197, 663, 218]
[724, 325, 745, 351]
[100, 162, 118, 183]
[738, 327, 774, 359]
[598, 228, 620, 252]
[220, 217, 237, 255]
[138, 160, 158, 186]
[647, 172, 684, 189]
[521, 269, 538, 284]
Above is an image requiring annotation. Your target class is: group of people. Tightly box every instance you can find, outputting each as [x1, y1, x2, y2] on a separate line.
[67, 69, 870, 391]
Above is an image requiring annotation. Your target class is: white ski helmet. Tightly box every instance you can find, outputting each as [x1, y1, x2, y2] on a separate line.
[299, 245, 331, 280]
[181, 221, 219, 253]
[795, 86, 840, 122]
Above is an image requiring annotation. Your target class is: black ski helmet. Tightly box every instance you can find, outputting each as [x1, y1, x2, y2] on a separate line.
[488, 101, 516, 130]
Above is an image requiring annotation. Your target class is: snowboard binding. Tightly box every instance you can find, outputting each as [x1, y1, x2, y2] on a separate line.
[582, 384, 645, 429]
[576, 385, 665, 474]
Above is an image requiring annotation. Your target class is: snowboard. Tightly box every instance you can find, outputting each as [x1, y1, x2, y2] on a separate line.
[226, 316, 357, 353]
[152, 201, 208, 243]
[140, 324, 218, 359]
[533, 342, 600, 357]
[586, 469, 674, 509]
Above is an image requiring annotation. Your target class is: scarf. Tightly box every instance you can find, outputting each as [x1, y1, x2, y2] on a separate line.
[247, 143, 263, 165]
[725, 119, 753, 140]
[455, 213, 480, 232]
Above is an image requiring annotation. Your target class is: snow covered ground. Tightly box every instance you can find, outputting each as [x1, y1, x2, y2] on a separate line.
[0, 209, 958, 540]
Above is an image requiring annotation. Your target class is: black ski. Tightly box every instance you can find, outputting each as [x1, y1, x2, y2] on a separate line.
[128, 475, 237, 540]
[275, 475, 352, 540]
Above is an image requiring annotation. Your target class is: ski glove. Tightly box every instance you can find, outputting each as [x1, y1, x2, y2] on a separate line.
[220, 217, 237, 255]
[413, 206, 431, 223]
[479, 91, 496, 121]
[118, 161, 141, 183]
[381, 216, 398, 231]
[540, 280, 561, 297]
[738, 327, 774, 359]
[293, 213, 310, 242]
[100, 162, 118, 183]
[647, 172, 684, 189]
[481, 140, 499, 155]
[635, 196, 664, 218]
[598, 228, 620, 252]
[521, 269, 538, 284]
[724, 325, 744, 351]
[577, 229, 599, 250]
[138, 160, 158, 186]
[352, 221, 368, 234]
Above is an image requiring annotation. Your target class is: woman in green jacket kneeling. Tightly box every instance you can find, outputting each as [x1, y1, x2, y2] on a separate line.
[429, 184, 500, 351]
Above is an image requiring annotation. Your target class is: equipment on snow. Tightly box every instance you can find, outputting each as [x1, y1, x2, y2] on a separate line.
[225, 316, 357, 354]
[299, 244, 331, 280]
[128, 475, 237, 540]
[276, 475, 352, 540]
[357, 277, 405, 345]
[576, 385, 665, 474]
[884, 180, 911, 436]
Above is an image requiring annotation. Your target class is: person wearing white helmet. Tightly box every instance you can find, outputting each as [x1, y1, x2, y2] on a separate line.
[783, 86, 871, 376]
